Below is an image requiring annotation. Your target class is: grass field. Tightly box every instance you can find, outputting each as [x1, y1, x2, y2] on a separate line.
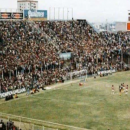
[0, 71, 130, 130]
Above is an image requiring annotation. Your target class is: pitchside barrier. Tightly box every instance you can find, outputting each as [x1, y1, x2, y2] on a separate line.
[0, 112, 88, 130]
[0, 69, 116, 99]
[66, 69, 116, 82]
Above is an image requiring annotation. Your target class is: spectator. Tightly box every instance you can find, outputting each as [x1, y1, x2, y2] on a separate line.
[0, 20, 130, 93]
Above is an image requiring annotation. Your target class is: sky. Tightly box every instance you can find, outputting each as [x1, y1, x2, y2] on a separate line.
[0, 0, 130, 23]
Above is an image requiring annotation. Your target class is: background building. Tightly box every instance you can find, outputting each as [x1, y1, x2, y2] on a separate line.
[17, 0, 38, 12]
[91, 22, 116, 32]
[115, 22, 126, 32]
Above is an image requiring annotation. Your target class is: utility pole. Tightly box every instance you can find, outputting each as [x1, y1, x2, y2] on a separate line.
[72, 8, 73, 19]
[49, 7, 51, 20]
[63, 8, 64, 20]
[58, 7, 60, 20]
[106, 19, 107, 31]
[54, 7, 55, 20]
[67, 8, 69, 21]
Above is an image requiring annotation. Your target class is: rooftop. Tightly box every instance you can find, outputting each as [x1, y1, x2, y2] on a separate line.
[17, 0, 38, 1]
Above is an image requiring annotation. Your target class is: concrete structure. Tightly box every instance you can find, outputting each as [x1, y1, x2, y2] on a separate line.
[115, 22, 127, 32]
[17, 0, 38, 12]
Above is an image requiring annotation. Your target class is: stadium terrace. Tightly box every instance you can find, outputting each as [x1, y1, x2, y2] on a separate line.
[0, 18, 130, 129]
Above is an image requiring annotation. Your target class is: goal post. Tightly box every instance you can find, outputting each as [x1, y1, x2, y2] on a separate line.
[67, 69, 87, 82]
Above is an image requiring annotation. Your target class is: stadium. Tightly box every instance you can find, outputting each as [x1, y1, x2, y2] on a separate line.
[0, 0, 130, 130]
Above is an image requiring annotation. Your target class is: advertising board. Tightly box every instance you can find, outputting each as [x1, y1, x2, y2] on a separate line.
[0, 12, 11, 19]
[12, 13, 23, 19]
[0, 12, 23, 19]
[0, 88, 26, 98]
[24, 10, 47, 20]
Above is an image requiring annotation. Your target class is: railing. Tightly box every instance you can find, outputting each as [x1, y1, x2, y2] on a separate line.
[28, 20, 57, 46]
[86, 20, 99, 33]
[0, 112, 88, 130]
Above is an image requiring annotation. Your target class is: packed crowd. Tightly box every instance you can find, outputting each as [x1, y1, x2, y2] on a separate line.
[0, 20, 130, 93]
[0, 119, 21, 130]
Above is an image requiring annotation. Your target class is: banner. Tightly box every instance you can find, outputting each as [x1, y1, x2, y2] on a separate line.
[0, 88, 26, 98]
[60, 52, 71, 60]
[68, 70, 86, 75]
[24, 10, 47, 19]
[98, 69, 116, 75]
[0, 12, 11, 19]
[12, 13, 23, 19]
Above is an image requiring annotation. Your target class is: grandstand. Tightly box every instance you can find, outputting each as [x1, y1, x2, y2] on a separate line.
[0, 2, 130, 129]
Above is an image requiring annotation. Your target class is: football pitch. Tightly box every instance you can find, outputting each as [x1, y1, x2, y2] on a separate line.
[0, 71, 130, 130]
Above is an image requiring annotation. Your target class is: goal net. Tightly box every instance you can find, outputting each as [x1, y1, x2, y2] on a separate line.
[66, 70, 87, 82]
